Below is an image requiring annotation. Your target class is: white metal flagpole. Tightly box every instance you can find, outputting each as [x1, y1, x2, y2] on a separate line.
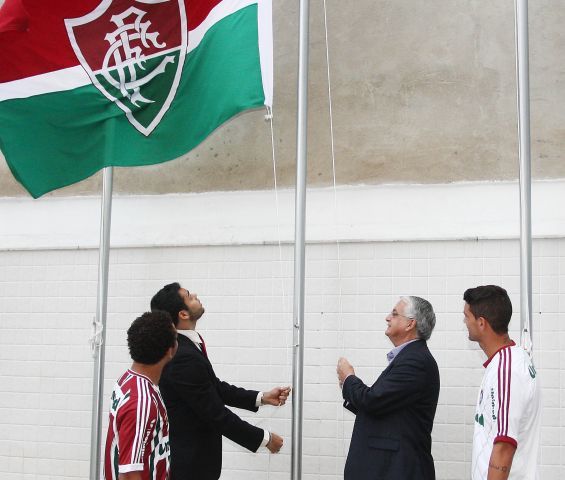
[89, 167, 114, 480]
[291, 0, 310, 478]
[514, 0, 533, 353]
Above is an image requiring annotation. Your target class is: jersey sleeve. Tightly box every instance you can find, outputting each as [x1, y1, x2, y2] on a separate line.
[493, 347, 520, 448]
[116, 384, 158, 473]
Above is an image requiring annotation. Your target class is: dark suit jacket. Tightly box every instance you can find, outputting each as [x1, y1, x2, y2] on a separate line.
[342, 339, 440, 480]
[160, 334, 264, 480]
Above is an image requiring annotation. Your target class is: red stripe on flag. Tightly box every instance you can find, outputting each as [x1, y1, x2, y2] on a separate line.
[188, 0, 223, 31]
[0, 0, 222, 83]
[0, 0, 29, 33]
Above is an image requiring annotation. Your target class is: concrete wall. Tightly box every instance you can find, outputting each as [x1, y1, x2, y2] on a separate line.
[1, 1, 565, 196]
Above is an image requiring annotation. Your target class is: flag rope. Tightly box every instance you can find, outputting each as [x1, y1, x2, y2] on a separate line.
[256, 104, 293, 474]
[321, 0, 347, 472]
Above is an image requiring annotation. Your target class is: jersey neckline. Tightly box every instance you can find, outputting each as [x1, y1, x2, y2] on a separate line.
[483, 340, 516, 368]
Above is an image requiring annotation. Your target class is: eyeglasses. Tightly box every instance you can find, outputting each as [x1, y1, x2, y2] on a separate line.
[390, 311, 414, 320]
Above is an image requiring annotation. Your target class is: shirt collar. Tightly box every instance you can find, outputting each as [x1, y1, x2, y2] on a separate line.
[483, 340, 516, 368]
[387, 338, 420, 364]
[178, 329, 202, 344]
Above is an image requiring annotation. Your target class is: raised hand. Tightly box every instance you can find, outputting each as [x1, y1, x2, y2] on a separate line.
[337, 357, 355, 386]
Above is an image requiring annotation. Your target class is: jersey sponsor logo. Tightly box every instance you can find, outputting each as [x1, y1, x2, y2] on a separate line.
[490, 387, 497, 420]
[65, 0, 188, 136]
[141, 418, 157, 457]
[528, 364, 537, 378]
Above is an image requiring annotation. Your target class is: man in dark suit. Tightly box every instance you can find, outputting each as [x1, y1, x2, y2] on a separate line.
[151, 282, 290, 480]
[337, 296, 440, 480]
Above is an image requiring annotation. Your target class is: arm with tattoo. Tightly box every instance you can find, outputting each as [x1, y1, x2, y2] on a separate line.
[487, 442, 516, 480]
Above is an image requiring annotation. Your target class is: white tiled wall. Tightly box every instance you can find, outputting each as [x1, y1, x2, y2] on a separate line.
[0, 238, 564, 479]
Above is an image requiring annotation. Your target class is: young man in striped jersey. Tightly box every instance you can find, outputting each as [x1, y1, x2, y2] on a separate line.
[103, 311, 178, 480]
[463, 285, 541, 480]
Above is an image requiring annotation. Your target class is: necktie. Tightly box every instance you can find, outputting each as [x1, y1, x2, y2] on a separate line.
[197, 333, 208, 358]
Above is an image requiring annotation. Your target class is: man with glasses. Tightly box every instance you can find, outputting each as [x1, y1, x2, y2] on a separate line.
[337, 296, 440, 480]
[150, 282, 290, 480]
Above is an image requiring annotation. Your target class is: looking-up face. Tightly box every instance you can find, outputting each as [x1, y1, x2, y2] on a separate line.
[179, 288, 205, 322]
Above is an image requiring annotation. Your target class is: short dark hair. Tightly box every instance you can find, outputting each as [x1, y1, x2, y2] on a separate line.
[127, 311, 176, 364]
[463, 285, 512, 334]
[150, 282, 185, 326]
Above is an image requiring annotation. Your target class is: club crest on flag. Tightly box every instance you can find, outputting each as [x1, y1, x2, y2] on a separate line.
[65, 0, 188, 136]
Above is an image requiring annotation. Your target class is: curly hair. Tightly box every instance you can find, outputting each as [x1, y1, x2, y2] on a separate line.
[150, 282, 185, 327]
[127, 311, 176, 365]
[463, 285, 512, 334]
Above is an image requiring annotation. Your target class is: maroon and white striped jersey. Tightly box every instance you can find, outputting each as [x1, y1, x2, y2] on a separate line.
[103, 369, 170, 480]
[472, 342, 541, 479]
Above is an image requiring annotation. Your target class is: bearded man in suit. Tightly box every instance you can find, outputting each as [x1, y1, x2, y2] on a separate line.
[151, 282, 290, 480]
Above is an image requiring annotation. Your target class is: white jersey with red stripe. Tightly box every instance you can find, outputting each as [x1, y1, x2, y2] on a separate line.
[103, 369, 170, 480]
[472, 342, 541, 479]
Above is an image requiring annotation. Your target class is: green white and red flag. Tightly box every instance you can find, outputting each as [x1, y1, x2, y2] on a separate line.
[0, 0, 273, 197]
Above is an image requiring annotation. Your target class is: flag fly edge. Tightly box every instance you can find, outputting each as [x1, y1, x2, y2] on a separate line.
[258, 0, 273, 107]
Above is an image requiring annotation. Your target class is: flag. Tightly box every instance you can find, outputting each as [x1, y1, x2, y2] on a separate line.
[0, 0, 273, 198]
[0, 0, 29, 32]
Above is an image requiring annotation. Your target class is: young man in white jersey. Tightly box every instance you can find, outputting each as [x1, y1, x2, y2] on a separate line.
[103, 311, 178, 480]
[463, 285, 541, 480]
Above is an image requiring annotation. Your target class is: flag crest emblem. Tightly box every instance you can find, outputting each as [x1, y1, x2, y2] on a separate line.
[65, 0, 188, 136]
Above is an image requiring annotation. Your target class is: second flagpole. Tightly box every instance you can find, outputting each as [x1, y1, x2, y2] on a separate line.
[291, 0, 310, 478]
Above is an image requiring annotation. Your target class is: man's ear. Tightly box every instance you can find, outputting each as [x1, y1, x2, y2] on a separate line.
[178, 309, 189, 323]
[168, 345, 176, 360]
[406, 319, 417, 332]
[478, 316, 488, 331]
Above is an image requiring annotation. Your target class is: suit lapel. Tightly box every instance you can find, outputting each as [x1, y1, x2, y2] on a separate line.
[377, 340, 425, 380]
[394, 339, 425, 362]
[179, 334, 214, 373]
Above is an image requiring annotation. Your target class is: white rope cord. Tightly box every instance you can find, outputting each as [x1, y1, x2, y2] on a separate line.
[267, 106, 287, 310]
[321, 0, 347, 472]
[534, 261, 543, 470]
[266, 104, 292, 380]
[556, 251, 565, 478]
[89, 315, 104, 357]
[259, 105, 292, 476]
